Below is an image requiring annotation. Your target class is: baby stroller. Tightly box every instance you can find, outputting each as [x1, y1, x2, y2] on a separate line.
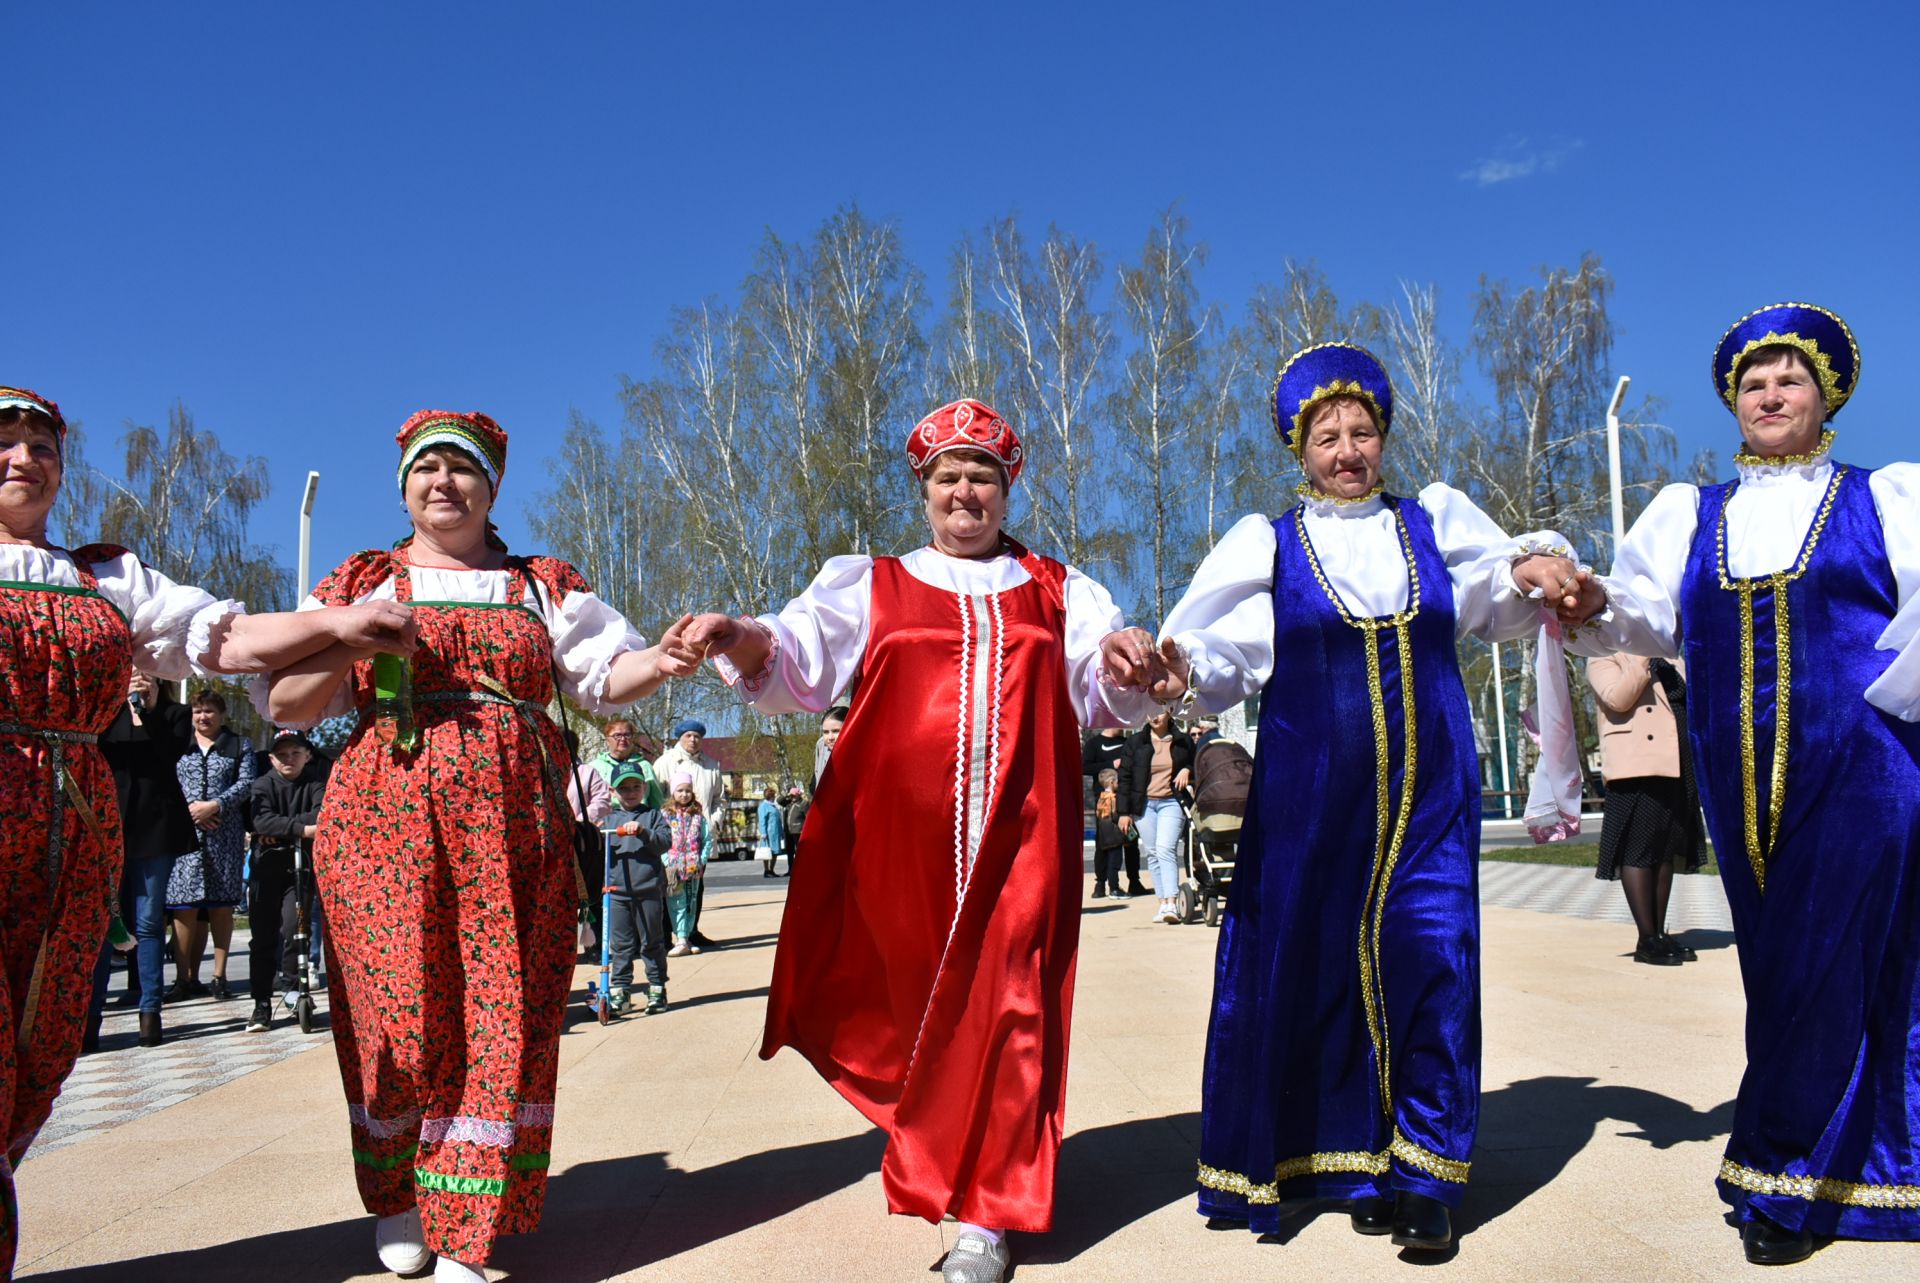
[1177, 737, 1254, 926]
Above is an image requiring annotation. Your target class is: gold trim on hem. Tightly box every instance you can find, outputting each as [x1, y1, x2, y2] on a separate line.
[1294, 480, 1388, 506]
[1713, 465, 1845, 893]
[1719, 1158, 1920, 1210]
[1198, 1130, 1470, 1203]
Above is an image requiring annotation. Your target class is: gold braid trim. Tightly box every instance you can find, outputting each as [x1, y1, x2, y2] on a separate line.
[1295, 480, 1387, 506]
[1714, 465, 1845, 894]
[1198, 1130, 1470, 1203]
[1733, 428, 1837, 470]
[1719, 1159, 1920, 1210]
[1294, 506, 1422, 1118]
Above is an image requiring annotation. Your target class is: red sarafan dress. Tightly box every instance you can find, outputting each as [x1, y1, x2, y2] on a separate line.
[0, 542, 229, 1274]
[303, 544, 634, 1265]
[751, 541, 1148, 1233]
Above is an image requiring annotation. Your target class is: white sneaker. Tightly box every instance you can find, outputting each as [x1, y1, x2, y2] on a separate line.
[374, 1208, 430, 1274]
[434, 1255, 487, 1282]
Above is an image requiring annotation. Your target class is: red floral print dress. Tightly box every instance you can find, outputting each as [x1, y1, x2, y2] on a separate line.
[0, 548, 132, 1274]
[310, 544, 592, 1266]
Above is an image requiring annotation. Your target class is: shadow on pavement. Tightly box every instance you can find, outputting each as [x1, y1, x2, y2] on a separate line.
[492, 1130, 891, 1280]
[1022, 1111, 1202, 1265]
[25, 1131, 891, 1283]
[1670, 928, 1736, 953]
[1460, 1075, 1734, 1238]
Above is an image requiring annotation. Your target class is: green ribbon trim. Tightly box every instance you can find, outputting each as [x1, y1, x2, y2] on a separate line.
[414, 1169, 508, 1196]
[511, 1152, 551, 1171]
[0, 579, 129, 626]
[351, 1143, 420, 1171]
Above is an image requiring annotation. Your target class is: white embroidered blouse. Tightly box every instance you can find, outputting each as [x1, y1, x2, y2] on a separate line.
[720, 545, 1158, 728]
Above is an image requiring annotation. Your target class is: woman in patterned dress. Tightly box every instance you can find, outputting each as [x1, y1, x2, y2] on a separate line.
[165, 689, 256, 998]
[682, 398, 1166, 1283]
[1563, 305, 1920, 1265]
[0, 386, 415, 1277]
[262, 410, 695, 1283]
[1152, 345, 1593, 1254]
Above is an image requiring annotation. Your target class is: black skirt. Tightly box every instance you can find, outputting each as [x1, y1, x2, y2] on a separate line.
[1595, 775, 1704, 879]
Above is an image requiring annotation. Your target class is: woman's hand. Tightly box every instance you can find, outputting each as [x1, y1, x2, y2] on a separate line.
[189, 800, 222, 831]
[1513, 553, 1608, 624]
[1100, 628, 1165, 689]
[327, 600, 417, 653]
[680, 613, 748, 657]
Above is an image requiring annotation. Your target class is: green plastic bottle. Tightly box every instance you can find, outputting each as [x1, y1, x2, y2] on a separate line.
[371, 651, 418, 751]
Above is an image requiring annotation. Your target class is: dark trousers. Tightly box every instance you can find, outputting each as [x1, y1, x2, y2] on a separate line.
[247, 847, 308, 1001]
[86, 855, 173, 1037]
[1094, 843, 1127, 894]
[608, 891, 667, 989]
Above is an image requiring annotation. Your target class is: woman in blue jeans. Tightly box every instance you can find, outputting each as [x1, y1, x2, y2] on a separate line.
[85, 670, 197, 1049]
[1118, 708, 1194, 923]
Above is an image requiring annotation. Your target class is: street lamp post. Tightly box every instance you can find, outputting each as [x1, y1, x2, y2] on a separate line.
[1491, 640, 1513, 818]
[298, 471, 320, 599]
[1605, 375, 1631, 553]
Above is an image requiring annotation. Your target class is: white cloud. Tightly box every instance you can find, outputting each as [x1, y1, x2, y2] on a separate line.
[1460, 136, 1584, 187]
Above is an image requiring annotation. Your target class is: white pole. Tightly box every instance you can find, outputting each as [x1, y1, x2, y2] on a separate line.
[298, 471, 320, 598]
[1491, 641, 1513, 818]
[1605, 375, 1631, 554]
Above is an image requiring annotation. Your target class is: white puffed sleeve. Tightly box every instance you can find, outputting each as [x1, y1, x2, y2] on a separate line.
[545, 589, 651, 716]
[92, 552, 246, 681]
[1569, 483, 1698, 660]
[1161, 514, 1276, 712]
[1419, 483, 1567, 644]
[720, 555, 874, 715]
[1865, 463, 1920, 719]
[1063, 567, 1158, 728]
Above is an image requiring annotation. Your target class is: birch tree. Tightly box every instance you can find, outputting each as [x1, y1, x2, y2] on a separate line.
[1111, 208, 1210, 624]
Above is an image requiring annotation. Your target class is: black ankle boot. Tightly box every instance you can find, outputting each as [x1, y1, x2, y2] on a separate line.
[1742, 1214, 1813, 1265]
[1634, 935, 1682, 965]
[1390, 1191, 1453, 1251]
[138, 1011, 163, 1047]
[1350, 1195, 1394, 1235]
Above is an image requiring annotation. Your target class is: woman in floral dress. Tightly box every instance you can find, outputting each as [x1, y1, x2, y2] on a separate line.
[0, 385, 414, 1277]
[166, 689, 256, 998]
[261, 410, 694, 1283]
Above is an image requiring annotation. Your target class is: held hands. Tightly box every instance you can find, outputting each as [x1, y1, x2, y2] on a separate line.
[650, 614, 704, 678]
[677, 613, 747, 659]
[1100, 629, 1191, 701]
[1512, 554, 1608, 629]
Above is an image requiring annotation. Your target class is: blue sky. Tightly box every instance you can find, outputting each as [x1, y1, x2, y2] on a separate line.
[12, 2, 1918, 588]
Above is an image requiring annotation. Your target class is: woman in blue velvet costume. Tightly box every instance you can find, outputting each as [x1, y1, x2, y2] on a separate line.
[1568, 303, 1920, 1266]
[1156, 344, 1591, 1253]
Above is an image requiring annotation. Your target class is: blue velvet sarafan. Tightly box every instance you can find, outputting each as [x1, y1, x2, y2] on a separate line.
[1196, 496, 1482, 1231]
[1681, 464, 1920, 1238]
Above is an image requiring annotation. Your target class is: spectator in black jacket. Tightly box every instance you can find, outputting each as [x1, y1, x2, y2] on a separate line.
[1117, 710, 1196, 924]
[1082, 727, 1147, 895]
[86, 671, 195, 1049]
[245, 730, 328, 1032]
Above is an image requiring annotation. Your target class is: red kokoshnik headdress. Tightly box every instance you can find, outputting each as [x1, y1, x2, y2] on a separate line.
[905, 398, 1025, 484]
[395, 409, 509, 492]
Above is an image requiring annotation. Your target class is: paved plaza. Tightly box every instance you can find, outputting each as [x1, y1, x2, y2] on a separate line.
[18, 861, 1913, 1282]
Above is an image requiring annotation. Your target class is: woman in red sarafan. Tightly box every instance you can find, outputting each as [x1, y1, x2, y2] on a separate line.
[684, 398, 1170, 1283]
[0, 386, 413, 1277]
[261, 410, 695, 1283]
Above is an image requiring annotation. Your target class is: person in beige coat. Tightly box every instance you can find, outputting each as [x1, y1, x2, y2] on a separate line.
[1587, 654, 1705, 964]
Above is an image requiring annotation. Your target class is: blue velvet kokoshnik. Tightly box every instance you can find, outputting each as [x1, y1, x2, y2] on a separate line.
[1682, 464, 1920, 1239]
[1196, 496, 1482, 1231]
